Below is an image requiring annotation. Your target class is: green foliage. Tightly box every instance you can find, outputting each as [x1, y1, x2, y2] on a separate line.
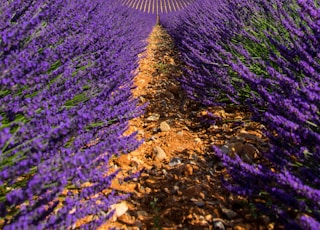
[150, 197, 161, 230]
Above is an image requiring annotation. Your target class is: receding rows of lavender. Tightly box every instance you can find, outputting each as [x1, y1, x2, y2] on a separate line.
[0, 0, 319, 229]
[162, 0, 319, 229]
[0, 1, 154, 229]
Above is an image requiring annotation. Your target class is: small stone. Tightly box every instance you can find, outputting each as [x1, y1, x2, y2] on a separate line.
[221, 208, 237, 219]
[152, 127, 159, 133]
[117, 213, 136, 225]
[213, 220, 225, 230]
[110, 202, 128, 220]
[184, 164, 193, 176]
[267, 223, 275, 230]
[169, 157, 182, 167]
[145, 187, 152, 193]
[193, 200, 205, 207]
[177, 130, 183, 136]
[153, 146, 167, 161]
[139, 96, 146, 103]
[173, 185, 179, 192]
[160, 121, 171, 132]
[131, 157, 144, 167]
[138, 185, 145, 193]
[199, 220, 209, 226]
[145, 179, 156, 187]
[138, 130, 145, 136]
[194, 138, 202, 143]
[150, 136, 158, 142]
[217, 109, 227, 119]
[137, 210, 148, 221]
[205, 214, 213, 222]
[146, 114, 160, 121]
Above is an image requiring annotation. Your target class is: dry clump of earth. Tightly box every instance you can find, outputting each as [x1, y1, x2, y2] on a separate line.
[99, 25, 276, 230]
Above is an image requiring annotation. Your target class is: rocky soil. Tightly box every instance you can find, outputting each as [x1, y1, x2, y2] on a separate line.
[99, 25, 275, 230]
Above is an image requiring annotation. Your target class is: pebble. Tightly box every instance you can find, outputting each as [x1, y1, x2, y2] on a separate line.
[145, 187, 152, 194]
[221, 208, 237, 219]
[193, 200, 205, 207]
[267, 223, 275, 230]
[117, 213, 136, 225]
[173, 185, 179, 193]
[194, 138, 202, 143]
[184, 164, 193, 176]
[213, 220, 225, 230]
[149, 135, 157, 141]
[139, 96, 146, 103]
[153, 146, 167, 161]
[160, 121, 171, 132]
[199, 192, 206, 199]
[152, 127, 159, 133]
[205, 214, 213, 222]
[145, 179, 156, 187]
[137, 130, 145, 136]
[177, 130, 183, 136]
[146, 114, 160, 121]
[169, 157, 182, 167]
[200, 220, 209, 226]
[110, 202, 128, 220]
[136, 210, 148, 221]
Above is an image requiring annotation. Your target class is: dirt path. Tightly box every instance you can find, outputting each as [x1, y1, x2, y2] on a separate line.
[99, 25, 272, 230]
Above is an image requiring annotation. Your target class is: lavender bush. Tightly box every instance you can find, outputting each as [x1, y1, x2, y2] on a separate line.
[163, 0, 320, 229]
[0, 0, 153, 229]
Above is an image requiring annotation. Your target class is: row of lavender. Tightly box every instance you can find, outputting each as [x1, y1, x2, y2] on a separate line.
[163, 0, 319, 229]
[0, 1, 153, 229]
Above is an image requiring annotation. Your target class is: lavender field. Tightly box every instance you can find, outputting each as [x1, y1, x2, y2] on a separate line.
[0, 0, 319, 229]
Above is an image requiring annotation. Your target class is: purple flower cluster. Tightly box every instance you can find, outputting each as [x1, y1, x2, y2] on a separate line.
[0, 0, 153, 229]
[163, 0, 320, 229]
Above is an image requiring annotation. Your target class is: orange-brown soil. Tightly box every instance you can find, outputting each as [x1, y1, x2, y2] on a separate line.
[99, 25, 274, 230]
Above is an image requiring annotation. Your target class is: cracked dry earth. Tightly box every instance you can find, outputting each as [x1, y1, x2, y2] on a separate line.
[99, 25, 275, 230]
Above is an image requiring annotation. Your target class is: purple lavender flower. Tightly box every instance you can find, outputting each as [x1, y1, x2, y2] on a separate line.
[0, 0, 154, 229]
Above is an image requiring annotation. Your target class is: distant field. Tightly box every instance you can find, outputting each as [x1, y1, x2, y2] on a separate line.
[119, 0, 194, 13]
